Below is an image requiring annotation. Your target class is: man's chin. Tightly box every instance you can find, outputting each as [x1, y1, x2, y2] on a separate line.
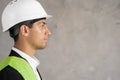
[37, 45, 46, 50]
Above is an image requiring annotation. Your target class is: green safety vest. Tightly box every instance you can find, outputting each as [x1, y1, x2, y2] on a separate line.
[0, 56, 38, 80]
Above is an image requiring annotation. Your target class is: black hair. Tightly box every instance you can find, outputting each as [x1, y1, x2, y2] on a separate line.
[9, 18, 46, 41]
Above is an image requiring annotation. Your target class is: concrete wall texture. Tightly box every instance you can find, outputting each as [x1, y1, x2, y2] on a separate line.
[0, 0, 120, 80]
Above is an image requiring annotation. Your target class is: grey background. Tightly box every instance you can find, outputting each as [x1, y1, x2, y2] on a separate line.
[0, 0, 120, 80]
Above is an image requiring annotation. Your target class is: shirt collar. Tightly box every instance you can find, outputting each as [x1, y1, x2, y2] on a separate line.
[12, 47, 40, 70]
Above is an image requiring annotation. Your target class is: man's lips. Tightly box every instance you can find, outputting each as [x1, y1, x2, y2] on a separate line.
[44, 37, 48, 40]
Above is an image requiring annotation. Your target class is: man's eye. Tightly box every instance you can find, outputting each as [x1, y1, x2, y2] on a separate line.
[42, 24, 45, 27]
[40, 24, 45, 29]
[39, 22, 46, 28]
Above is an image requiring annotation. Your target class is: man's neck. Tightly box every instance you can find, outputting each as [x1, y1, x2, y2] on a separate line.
[14, 43, 36, 57]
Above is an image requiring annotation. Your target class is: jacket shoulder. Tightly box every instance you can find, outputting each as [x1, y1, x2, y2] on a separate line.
[0, 65, 24, 80]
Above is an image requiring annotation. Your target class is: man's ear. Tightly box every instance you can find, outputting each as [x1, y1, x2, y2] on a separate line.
[20, 25, 30, 36]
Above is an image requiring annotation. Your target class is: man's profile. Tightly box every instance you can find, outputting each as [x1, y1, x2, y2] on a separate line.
[0, 0, 52, 80]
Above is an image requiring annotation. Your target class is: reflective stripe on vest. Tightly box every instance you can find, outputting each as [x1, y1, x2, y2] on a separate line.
[0, 56, 38, 80]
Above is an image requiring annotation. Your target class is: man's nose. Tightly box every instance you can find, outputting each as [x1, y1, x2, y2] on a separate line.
[46, 27, 52, 35]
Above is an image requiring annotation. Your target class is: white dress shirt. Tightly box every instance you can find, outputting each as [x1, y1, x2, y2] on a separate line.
[12, 47, 41, 80]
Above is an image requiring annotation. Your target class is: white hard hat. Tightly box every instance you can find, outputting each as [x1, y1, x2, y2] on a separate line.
[2, 0, 52, 32]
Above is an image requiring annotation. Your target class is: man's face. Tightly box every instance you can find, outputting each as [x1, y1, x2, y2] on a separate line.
[27, 19, 51, 49]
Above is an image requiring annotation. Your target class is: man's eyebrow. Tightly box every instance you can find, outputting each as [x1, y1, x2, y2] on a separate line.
[42, 21, 47, 25]
[38, 21, 46, 25]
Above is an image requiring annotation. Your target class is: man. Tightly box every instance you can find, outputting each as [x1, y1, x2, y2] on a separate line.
[0, 0, 52, 80]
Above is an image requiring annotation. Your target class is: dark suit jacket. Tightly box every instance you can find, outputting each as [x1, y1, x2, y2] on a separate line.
[0, 50, 42, 80]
